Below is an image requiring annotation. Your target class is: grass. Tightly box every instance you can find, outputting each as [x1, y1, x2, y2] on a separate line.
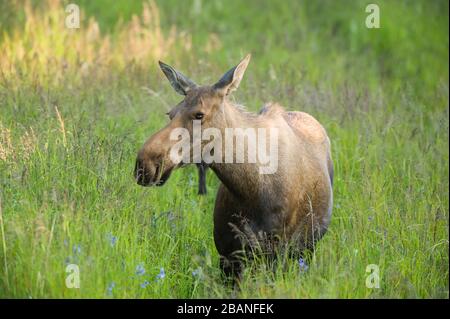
[0, 0, 448, 298]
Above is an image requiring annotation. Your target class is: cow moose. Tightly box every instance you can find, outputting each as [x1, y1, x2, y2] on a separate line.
[135, 54, 333, 278]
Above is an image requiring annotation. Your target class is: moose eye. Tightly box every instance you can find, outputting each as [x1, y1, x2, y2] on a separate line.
[194, 112, 204, 120]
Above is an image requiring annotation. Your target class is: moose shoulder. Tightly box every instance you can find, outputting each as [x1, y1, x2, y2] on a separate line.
[135, 54, 333, 278]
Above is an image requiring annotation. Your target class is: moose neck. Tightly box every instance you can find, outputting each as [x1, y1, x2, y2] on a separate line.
[209, 100, 282, 201]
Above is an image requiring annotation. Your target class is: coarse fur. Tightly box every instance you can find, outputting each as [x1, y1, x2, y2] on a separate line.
[135, 55, 333, 278]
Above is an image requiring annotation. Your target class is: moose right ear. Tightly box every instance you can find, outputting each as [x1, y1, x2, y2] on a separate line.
[213, 54, 251, 96]
[158, 61, 198, 96]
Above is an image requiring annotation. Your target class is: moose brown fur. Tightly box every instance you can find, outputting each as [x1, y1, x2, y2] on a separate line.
[135, 55, 333, 277]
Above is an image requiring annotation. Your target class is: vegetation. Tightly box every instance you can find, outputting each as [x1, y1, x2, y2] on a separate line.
[0, 0, 448, 298]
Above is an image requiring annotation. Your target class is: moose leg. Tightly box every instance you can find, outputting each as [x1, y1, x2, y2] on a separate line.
[214, 185, 245, 283]
[197, 163, 207, 195]
[219, 255, 243, 285]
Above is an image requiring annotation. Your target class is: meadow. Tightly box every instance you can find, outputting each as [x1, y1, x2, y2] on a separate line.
[0, 0, 448, 298]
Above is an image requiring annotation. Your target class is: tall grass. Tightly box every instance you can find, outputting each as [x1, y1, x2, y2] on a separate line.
[0, 0, 196, 88]
[0, 0, 448, 298]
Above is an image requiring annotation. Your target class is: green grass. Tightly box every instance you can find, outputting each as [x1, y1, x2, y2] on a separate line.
[0, 0, 448, 298]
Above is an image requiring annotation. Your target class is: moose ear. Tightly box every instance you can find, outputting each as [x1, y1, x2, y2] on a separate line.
[158, 61, 197, 96]
[213, 54, 251, 96]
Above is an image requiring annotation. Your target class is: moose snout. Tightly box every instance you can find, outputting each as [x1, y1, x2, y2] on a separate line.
[135, 127, 176, 187]
[134, 157, 149, 186]
[134, 156, 157, 186]
[134, 152, 168, 187]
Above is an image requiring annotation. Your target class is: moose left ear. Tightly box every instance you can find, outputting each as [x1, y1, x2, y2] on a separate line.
[213, 54, 251, 96]
[159, 61, 198, 96]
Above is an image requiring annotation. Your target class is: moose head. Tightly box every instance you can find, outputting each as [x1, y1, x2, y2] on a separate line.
[135, 54, 251, 186]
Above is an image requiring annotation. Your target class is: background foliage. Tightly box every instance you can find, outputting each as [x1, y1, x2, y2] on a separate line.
[0, 0, 448, 298]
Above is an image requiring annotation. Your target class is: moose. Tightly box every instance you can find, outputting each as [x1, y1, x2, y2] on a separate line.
[135, 54, 333, 278]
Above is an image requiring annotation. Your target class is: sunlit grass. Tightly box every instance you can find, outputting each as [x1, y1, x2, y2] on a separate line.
[0, 0, 196, 88]
[0, 0, 448, 298]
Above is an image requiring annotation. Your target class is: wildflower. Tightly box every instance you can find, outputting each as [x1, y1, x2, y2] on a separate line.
[135, 263, 146, 276]
[140, 280, 150, 288]
[107, 282, 115, 296]
[107, 233, 118, 247]
[368, 216, 374, 222]
[156, 267, 165, 281]
[298, 258, 309, 272]
[192, 268, 202, 278]
[166, 212, 176, 222]
[72, 244, 82, 255]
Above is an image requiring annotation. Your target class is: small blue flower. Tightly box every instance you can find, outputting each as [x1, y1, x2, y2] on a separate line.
[107, 233, 118, 247]
[192, 268, 201, 278]
[298, 258, 309, 272]
[63, 239, 69, 247]
[167, 212, 176, 222]
[72, 244, 82, 255]
[156, 267, 165, 280]
[368, 216, 374, 222]
[140, 280, 150, 288]
[107, 282, 115, 296]
[135, 263, 146, 276]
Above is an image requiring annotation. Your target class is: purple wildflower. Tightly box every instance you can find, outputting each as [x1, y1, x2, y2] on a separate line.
[298, 257, 309, 272]
[192, 268, 201, 278]
[72, 244, 81, 255]
[135, 263, 146, 276]
[107, 233, 118, 247]
[156, 268, 165, 281]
